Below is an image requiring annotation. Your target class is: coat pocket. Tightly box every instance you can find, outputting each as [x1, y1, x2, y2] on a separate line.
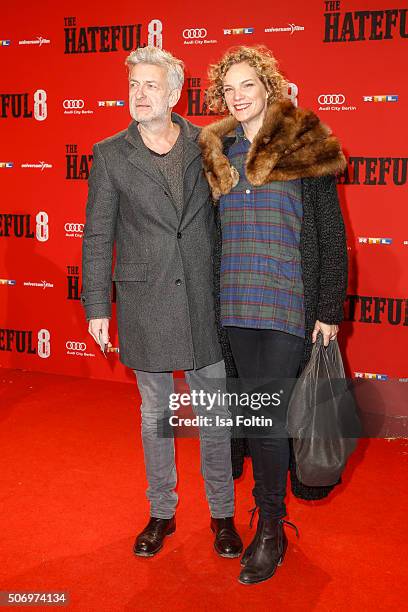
[112, 262, 147, 282]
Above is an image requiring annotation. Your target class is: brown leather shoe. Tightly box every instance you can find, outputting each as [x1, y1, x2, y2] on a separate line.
[133, 516, 176, 557]
[211, 517, 243, 558]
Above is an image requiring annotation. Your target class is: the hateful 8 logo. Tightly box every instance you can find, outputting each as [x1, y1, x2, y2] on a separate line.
[63, 17, 163, 53]
[323, 3, 408, 42]
[65, 144, 93, 179]
[0, 213, 49, 241]
[0, 329, 51, 358]
[0, 90, 47, 120]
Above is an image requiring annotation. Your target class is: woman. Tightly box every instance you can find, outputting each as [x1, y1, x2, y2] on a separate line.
[199, 46, 348, 585]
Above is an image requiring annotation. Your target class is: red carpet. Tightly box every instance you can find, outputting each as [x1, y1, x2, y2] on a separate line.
[1, 368, 407, 611]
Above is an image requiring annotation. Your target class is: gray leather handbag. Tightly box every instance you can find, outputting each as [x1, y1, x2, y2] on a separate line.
[286, 333, 361, 487]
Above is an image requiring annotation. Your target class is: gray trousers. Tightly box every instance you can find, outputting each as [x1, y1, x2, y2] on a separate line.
[134, 360, 234, 519]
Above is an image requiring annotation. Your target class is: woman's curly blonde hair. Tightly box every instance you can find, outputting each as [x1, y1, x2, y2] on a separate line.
[205, 45, 288, 114]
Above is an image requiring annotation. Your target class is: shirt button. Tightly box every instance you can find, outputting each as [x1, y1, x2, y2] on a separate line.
[175, 279, 182, 286]
[245, 189, 251, 194]
[177, 232, 182, 239]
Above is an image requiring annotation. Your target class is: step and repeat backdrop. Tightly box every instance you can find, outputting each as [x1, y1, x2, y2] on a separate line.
[1, 0, 407, 391]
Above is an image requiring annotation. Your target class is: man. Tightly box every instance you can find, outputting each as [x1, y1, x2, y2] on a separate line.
[81, 46, 242, 559]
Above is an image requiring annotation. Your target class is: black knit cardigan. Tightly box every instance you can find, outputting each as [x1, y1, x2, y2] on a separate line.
[213, 172, 349, 500]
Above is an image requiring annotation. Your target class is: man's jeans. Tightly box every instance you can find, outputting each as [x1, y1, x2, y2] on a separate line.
[134, 360, 234, 519]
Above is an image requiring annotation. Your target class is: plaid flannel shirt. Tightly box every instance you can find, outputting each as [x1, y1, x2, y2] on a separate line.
[219, 124, 305, 338]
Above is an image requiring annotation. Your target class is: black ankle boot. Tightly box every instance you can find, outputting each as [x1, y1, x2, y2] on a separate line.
[240, 506, 260, 567]
[238, 517, 299, 585]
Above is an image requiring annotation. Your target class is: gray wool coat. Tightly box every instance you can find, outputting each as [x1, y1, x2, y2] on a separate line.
[81, 113, 222, 371]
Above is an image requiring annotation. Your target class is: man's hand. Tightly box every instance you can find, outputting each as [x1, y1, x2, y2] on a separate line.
[88, 318, 111, 348]
[312, 320, 339, 347]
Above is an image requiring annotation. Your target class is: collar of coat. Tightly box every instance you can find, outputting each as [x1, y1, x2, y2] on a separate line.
[198, 99, 347, 200]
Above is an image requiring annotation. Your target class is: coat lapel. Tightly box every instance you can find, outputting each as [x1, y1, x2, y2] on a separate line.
[125, 121, 171, 194]
[173, 114, 207, 228]
[181, 133, 202, 201]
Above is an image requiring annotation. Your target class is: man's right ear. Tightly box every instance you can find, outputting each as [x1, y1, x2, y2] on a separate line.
[169, 88, 182, 109]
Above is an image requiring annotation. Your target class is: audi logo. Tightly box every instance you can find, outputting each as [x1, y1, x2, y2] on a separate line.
[63, 99, 85, 109]
[65, 223, 84, 232]
[182, 28, 207, 39]
[66, 341, 86, 351]
[318, 94, 345, 104]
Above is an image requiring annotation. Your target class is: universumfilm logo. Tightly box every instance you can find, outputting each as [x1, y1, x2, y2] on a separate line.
[23, 280, 54, 289]
[21, 161, 53, 170]
[265, 24, 305, 34]
[19, 36, 50, 46]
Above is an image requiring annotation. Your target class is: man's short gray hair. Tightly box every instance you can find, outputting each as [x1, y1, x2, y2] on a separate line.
[125, 46, 184, 90]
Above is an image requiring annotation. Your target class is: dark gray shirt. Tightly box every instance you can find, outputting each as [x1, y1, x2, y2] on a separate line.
[149, 130, 184, 217]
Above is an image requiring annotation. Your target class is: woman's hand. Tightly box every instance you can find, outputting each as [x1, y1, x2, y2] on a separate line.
[312, 320, 339, 346]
